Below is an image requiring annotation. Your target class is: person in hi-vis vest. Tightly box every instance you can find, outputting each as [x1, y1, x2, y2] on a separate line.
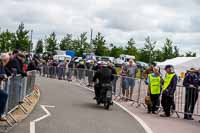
[147, 66, 162, 114]
[160, 65, 177, 117]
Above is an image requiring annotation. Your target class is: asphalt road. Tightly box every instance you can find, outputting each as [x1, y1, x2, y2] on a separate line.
[9, 77, 146, 133]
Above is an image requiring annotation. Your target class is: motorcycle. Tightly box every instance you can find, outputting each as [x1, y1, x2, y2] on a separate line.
[96, 83, 113, 110]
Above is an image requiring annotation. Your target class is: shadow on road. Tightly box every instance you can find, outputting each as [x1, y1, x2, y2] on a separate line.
[74, 102, 111, 111]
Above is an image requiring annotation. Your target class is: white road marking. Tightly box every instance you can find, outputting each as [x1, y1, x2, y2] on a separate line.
[114, 102, 154, 133]
[30, 105, 55, 133]
[71, 82, 154, 133]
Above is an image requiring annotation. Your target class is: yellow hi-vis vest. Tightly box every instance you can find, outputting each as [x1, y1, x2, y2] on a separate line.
[149, 74, 161, 95]
[163, 73, 176, 91]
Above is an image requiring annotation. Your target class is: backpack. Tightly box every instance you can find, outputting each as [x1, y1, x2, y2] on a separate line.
[100, 67, 112, 84]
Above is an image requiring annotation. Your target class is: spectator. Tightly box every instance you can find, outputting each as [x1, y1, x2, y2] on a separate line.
[183, 68, 199, 120]
[57, 60, 66, 80]
[48, 59, 58, 78]
[67, 60, 74, 81]
[13, 53, 27, 76]
[143, 63, 156, 84]
[108, 62, 118, 95]
[10, 49, 19, 59]
[0, 60, 6, 78]
[1, 53, 17, 76]
[23, 55, 29, 72]
[27, 56, 41, 71]
[143, 63, 156, 81]
[147, 66, 162, 114]
[42, 60, 48, 77]
[77, 60, 85, 81]
[120, 63, 128, 100]
[0, 57, 8, 121]
[160, 65, 177, 117]
[126, 59, 138, 100]
[87, 60, 95, 87]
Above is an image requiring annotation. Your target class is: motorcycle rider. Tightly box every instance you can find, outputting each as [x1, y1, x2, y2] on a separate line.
[93, 62, 114, 100]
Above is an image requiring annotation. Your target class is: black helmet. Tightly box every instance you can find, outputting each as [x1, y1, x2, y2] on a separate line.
[165, 65, 173, 70]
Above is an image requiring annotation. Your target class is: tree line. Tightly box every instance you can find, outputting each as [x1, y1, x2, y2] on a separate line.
[0, 23, 197, 63]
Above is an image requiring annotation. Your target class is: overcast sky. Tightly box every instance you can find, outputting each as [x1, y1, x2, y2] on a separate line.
[0, 0, 200, 53]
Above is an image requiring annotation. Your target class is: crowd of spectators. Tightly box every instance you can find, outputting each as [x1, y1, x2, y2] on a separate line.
[40, 55, 200, 122]
[0, 49, 41, 121]
[143, 64, 200, 121]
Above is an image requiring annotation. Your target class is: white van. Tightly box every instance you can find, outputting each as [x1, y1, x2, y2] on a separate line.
[53, 55, 71, 62]
[114, 54, 135, 66]
[101, 56, 115, 63]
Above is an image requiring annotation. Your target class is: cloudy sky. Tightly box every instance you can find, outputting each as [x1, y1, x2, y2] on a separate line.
[0, 0, 200, 53]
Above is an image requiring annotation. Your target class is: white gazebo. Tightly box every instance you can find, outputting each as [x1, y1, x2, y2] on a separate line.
[157, 57, 200, 76]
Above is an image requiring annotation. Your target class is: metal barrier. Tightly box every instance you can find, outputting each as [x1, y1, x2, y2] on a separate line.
[41, 66, 200, 120]
[0, 71, 37, 117]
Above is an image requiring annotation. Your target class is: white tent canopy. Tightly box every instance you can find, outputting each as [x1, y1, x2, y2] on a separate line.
[157, 57, 200, 75]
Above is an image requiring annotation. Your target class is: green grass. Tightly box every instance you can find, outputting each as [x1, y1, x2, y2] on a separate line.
[115, 67, 142, 79]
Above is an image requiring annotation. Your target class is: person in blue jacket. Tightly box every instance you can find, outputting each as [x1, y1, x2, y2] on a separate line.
[183, 68, 199, 120]
[0, 57, 8, 121]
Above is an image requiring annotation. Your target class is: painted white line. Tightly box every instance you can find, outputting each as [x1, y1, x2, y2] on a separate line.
[71, 82, 154, 133]
[114, 102, 154, 133]
[30, 105, 55, 133]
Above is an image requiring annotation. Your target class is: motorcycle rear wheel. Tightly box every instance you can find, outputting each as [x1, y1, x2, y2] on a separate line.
[104, 102, 110, 110]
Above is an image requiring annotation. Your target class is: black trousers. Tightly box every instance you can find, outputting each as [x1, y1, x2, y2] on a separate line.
[184, 87, 199, 118]
[161, 95, 173, 116]
[0, 89, 8, 116]
[94, 84, 101, 98]
[148, 94, 160, 112]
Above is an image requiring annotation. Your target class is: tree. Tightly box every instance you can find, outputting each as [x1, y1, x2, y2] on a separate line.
[110, 46, 124, 58]
[93, 32, 109, 56]
[79, 32, 90, 54]
[125, 38, 138, 58]
[173, 46, 181, 57]
[45, 32, 58, 52]
[71, 38, 81, 55]
[161, 38, 174, 61]
[35, 39, 43, 53]
[60, 34, 73, 50]
[14, 22, 31, 51]
[109, 43, 114, 48]
[153, 49, 163, 62]
[142, 36, 156, 63]
[0, 30, 15, 52]
[185, 51, 196, 57]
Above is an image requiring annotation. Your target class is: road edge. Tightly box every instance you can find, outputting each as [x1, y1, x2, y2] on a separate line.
[71, 82, 154, 133]
[5, 85, 41, 132]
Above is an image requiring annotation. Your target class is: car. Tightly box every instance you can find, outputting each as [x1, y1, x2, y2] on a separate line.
[53, 55, 71, 62]
[114, 54, 135, 66]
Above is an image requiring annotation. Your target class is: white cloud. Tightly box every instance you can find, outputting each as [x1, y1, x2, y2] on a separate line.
[0, 0, 200, 53]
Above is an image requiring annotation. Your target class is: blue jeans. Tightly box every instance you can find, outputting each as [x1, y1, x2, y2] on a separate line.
[127, 78, 135, 90]
[112, 78, 117, 95]
[0, 89, 8, 116]
[57, 67, 64, 79]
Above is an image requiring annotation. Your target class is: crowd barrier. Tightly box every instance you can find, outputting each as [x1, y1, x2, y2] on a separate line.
[41, 66, 200, 119]
[0, 71, 37, 122]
